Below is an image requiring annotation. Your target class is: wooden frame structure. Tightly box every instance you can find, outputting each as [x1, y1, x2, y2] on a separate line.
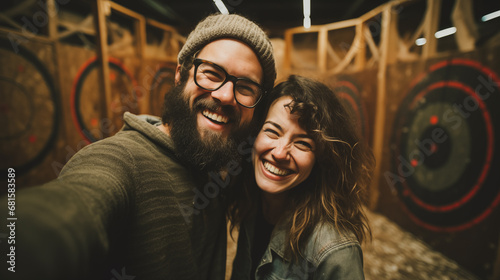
[0, 0, 184, 137]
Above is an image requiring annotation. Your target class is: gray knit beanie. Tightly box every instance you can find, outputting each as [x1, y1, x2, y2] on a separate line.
[178, 14, 276, 93]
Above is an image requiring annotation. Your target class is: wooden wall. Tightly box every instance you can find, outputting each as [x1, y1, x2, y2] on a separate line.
[0, 0, 181, 189]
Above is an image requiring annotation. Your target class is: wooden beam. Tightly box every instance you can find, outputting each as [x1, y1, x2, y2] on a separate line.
[135, 17, 146, 58]
[46, 0, 58, 40]
[0, 26, 53, 43]
[317, 27, 328, 72]
[283, 30, 293, 75]
[422, 0, 441, 58]
[355, 22, 366, 71]
[93, 0, 112, 137]
[147, 18, 178, 33]
[109, 1, 143, 20]
[370, 6, 397, 210]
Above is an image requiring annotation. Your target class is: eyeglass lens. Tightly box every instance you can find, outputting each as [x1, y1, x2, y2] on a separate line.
[195, 61, 261, 107]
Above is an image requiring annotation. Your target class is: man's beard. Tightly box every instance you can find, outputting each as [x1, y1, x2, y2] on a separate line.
[162, 83, 248, 173]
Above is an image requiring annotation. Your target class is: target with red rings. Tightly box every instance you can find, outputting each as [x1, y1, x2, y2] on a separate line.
[389, 58, 500, 232]
[71, 56, 138, 143]
[149, 64, 175, 116]
[0, 38, 61, 175]
[331, 78, 369, 141]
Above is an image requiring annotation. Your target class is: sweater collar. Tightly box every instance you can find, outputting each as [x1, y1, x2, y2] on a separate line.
[122, 112, 176, 154]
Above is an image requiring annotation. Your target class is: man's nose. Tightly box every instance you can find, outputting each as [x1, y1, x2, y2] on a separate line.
[210, 81, 236, 106]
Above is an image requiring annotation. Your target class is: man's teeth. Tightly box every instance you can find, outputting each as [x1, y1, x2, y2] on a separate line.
[203, 110, 228, 124]
[264, 161, 290, 176]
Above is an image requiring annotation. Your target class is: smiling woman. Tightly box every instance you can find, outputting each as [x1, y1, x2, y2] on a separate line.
[227, 75, 375, 280]
[253, 96, 316, 196]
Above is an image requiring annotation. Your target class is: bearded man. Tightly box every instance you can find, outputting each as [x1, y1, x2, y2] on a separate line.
[0, 14, 276, 280]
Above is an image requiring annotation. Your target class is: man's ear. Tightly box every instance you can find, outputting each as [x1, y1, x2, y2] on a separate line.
[174, 64, 182, 86]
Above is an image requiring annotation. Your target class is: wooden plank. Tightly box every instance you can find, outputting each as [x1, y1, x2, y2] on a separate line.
[370, 6, 397, 209]
[355, 22, 366, 71]
[329, 29, 362, 74]
[322, 18, 360, 31]
[147, 18, 178, 33]
[364, 27, 380, 62]
[135, 18, 146, 58]
[93, 0, 112, 137]
[109, 1, 144, 20]
[422, 0, 441, 58]
[46, 0, 57, 40]
[286, 25, 322, 34]
[0, 26, 53, 43]
[317, 27, 328, 72]
[326, 43, 342, 65]
[283, 30, 293, 74]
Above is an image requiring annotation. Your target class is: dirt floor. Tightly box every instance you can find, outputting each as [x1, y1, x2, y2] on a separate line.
[226, 209, 480, 280]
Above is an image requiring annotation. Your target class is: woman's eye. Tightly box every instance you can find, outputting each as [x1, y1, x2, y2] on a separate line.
[295, 141, 313, 151]
[263, 128, 279, 138]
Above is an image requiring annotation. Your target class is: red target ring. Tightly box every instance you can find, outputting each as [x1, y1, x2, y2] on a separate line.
[71, 56, 138, 143]
[149, 64, 176, 117]
[0, 38, 61, 175]
[331, 78, 369, 142]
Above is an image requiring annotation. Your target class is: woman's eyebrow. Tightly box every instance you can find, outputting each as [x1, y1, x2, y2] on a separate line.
[264, 120, 283, 132]
[264, 121, 313, 139]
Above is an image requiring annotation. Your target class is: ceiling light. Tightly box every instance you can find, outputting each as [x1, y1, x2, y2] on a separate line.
[482, 10, 500, 22]
[415, 38, 427, 46]
[435, 27, 456, 39]
[303, 0, 311, 28]
[213, 0, 229, 14]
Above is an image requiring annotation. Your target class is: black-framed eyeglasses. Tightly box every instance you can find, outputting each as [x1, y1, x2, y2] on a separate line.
[193, 58, 264, 108]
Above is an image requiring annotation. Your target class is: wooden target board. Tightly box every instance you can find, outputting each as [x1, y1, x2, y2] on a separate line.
[148, 63, 176, 116]
[388, 58, 500, 232]
[330, 77, 370, 142]
[0, 38, 60, 175]
[71, 56, 138, 143]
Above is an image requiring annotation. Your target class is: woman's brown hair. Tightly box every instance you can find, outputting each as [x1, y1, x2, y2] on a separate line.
[227, 75, 375, 261]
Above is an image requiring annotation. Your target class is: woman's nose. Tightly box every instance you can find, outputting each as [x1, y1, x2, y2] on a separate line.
[272, 142, 291, 161]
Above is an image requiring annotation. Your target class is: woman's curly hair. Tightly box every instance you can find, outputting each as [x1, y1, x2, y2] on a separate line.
[227, 75, 375, 261]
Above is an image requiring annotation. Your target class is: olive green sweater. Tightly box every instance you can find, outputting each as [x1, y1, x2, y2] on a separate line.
[0, 113, 226, 280]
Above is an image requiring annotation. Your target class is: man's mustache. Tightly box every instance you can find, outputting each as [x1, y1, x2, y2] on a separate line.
[192, 96, 240, 124]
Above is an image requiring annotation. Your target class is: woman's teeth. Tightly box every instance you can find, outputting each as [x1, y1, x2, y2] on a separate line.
[264, 161, 290, 176]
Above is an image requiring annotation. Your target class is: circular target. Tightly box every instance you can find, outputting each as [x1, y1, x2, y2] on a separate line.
[331, 78, 369, 141]
[149, 64, 175, 116]
[390, 58, 500, 232]
[0, 39, 60, 175]
[71, 56, 138, 143]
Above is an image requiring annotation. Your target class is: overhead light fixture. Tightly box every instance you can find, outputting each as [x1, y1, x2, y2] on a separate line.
[213, 0, 229, 14]
[303, 0, 311, 28]
[481, 10, 500, 22]
[414, 26, 456, 46]
[415, 38, 427, 46]
[435, 27, 457, 39]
